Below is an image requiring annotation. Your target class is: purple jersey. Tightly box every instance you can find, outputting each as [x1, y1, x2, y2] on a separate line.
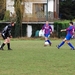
[73, 25, 75, 31]
[66, 26, 74, 35]
[42, 24, 52, 34]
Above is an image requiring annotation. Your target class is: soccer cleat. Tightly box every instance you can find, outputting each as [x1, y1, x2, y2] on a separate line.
[56, 45, 59, 49]
[8, 48, 12, 50]
[44, 44, 47, 47]
[0, 47, 4, 50]
[70, 48, 75, 50]
[49, 43, 52, 46]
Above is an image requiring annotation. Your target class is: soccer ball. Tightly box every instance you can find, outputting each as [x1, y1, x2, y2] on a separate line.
[44, 41, 49, 45]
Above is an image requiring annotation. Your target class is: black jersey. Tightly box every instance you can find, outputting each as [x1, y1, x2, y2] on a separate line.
[1, 24, 12, 39]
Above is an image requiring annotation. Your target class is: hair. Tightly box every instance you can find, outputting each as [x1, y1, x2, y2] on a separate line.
[11, 21, 14, 24]
[70, 22, 73, 25]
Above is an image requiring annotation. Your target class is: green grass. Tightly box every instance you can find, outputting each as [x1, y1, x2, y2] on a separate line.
[0, 39, 75, 75]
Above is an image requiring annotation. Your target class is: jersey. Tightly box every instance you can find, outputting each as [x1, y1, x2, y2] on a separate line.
[66, 25, 74, 40]
[42, 24, 52, 35]
[1, 24, 12, 39]
[66, 25, 74, 36]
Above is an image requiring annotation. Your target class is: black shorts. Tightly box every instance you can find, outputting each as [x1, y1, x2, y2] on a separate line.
[1, 33, 10, 39]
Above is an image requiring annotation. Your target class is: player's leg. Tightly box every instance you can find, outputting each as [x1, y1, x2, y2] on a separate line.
[57, 34, 72, 49]
[44, 34, 51, 46]
[44, 36, 48, 46]
[66, 36, 75, 50]
[7, 37, 12, 50]
[0, 43, 5, 50]
[47, 35, 52, 46]
[0, 39, 8, 50]
[56, 38, 66, 49]
[47, 39, 51, 46]
[66, 41, 75, 50]
[0, 34, 7, 50]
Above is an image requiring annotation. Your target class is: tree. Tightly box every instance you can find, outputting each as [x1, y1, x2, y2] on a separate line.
[0, 0, 6, 20]
[59, 0, 75, 20]
[14, 0, 24, 37]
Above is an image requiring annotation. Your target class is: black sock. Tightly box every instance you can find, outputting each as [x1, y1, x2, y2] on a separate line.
[1, 43, 5, 49]
[7, 43, 10, 49]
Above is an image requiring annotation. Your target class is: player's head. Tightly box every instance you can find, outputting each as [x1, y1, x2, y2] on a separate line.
[11, 21, 14, 26]
[46, 21, 49, 25]
[69, 22, 73, 26]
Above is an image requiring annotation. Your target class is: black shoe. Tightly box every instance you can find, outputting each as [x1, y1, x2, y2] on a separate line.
[49, 43, 52, 46]
[56, 45, 59, 49]
[8, 48, 12, 50]
[73, 49, 75, 50]
[0, 47, 4, 50]
[70, 48, 75, 50]
[44, 44, 47, 47]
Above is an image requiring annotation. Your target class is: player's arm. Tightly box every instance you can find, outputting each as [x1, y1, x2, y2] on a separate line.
[50, 29, 52, 34]
[8, 28, 12, 38]
[72, 27, 75, 34]
[42, 25, 45, 32]
[61, 26, 71, 32]
[42, 25, 45, 30]
[49, 26, 52, 34]
[61, 29, 66, 32]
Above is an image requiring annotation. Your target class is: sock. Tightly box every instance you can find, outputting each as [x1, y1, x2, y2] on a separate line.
[47, 40, 51, 44]
[0, 43, 5, 49]
[7, 43, 10, 49]
[68, 42, 74, 49]
[58, 41, 65, 48]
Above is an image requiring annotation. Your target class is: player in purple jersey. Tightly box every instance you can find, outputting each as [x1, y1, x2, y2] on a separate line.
[56, 22, 75, 50]
[42, 21, 52, 46]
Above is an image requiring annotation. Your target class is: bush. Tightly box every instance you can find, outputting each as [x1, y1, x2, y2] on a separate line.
[54, 20, 70, 38]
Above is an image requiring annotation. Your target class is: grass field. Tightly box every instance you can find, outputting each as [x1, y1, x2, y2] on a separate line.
[0, 38, 75, 75]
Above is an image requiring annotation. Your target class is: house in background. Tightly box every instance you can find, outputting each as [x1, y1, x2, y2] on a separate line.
[6, 0, 14, 17]
[6, 0, 59, 22]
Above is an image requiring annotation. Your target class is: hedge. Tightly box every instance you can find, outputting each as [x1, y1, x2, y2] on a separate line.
[54, 20, 70, 38]
[0, 20, 71, 38]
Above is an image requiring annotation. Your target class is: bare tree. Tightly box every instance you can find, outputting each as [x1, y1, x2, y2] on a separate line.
[0, 0, 6, 20]
[14, 0, 25, 37]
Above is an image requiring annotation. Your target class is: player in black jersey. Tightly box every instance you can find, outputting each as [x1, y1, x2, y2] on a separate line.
[0, 22, 14, 50]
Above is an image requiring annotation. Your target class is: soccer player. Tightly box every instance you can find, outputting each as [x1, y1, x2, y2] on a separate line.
[0, 21, 15, 50]
[56, 22, 75, 50]
[42, 21, 52, 46]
